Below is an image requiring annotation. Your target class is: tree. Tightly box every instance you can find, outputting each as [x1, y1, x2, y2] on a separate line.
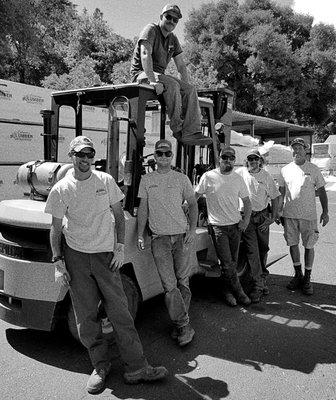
[0, 0, 77, 84]
[42, 57, 101, 90]
[64, 8, 133, 83]
[183, 0, 336, 129]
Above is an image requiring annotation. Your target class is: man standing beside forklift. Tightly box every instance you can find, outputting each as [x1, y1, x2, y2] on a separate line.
[130, 4, 211, 146]
[137, 139, 198, 346]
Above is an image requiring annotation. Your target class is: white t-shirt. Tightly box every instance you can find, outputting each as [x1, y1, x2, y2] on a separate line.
[195, 168, 249, 226]
[45, 170, 124, 253]
[278, 161, 325, 220]
[236, 167, 280, 211]
[138, 170, 194, 235]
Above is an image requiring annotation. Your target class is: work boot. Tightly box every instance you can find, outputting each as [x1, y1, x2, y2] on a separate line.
[177, 324, 195, 347]
[229, 275, 251, 306]
[287, 265, 303, 290]
[222, 290, 237, 307]
[124, 365, 168, 384]
[86, 363, 112, 394]
[302, 269, 313, 295]
[249, 288, 263, 303]
[180, 132, 213, 146]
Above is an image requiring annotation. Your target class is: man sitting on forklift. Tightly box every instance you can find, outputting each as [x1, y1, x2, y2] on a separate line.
[130, 4, 212, 146]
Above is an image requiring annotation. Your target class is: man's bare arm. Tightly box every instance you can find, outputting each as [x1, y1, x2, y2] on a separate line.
[140, 41, 164, 94]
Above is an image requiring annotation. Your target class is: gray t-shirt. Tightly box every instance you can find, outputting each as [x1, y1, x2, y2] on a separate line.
[195, 168, 249, 226]
[45, 170, 124, 253]
[131, 23, 182, 80]
[278, 161, 325, 220]
[138, 170, 194, 235]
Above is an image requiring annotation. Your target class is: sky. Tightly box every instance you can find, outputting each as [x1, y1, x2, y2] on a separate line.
[73, 0, 336, 41]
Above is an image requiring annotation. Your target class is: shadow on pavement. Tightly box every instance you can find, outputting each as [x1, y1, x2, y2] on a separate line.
[5, 273, 336, 399]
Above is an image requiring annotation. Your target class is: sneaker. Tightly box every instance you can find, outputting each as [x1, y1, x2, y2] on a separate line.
[286, 275, 303, 291]
[236, 293, 251, 306]
[86, 364, 111, 394]
[222, 291, 237, 307]
[177, 324, 195, 347]
[262, 277, 270, 295]
[302, 279, 314, 295]
[249, 288, 262, 303]
[124, 365, 168, 384]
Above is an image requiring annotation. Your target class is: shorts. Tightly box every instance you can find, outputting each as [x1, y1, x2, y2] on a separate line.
[283, 218, 319, 249]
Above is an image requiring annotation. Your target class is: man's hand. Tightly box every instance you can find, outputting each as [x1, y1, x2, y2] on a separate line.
[320, 212, 329, 227]
[54, 259, 71, 287]
[110, 243, 125, 271]
[184, 229, 196, 246]
[137, 236, 145, 251]
[258, 217, 274, 232]
[150, 81, 164, 95]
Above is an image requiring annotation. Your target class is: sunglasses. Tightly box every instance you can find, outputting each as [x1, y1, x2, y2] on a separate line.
[74, 150, 95, 159]
[247, 156, 260, 161]
[155, 150, 173, 157]
[220, 155, 235, 161]
[165, 14, 179, 23]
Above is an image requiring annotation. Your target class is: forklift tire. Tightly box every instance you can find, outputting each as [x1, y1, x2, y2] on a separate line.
[67, 273, 141, 341]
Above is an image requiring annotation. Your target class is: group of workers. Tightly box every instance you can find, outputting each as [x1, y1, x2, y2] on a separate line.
[43, 3, 330, 395]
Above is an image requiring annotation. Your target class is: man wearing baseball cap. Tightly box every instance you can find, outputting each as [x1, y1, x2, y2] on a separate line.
[45, 136, 168, 393]
[137, 139, 198, 346]
[236, 149, 280, 302]
[195, 146, 252, 307]
[278, 137, 329, 295]
[131, 4, 211, 146]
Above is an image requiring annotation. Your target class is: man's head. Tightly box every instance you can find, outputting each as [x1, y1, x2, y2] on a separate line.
[290, 137, 308, 165]
[160, 4, 182, 31]
[246, 149, 262, 171]
[219, 146, 236, 174]
[154, 139, 173, 166]
[69, 136, 96, 174]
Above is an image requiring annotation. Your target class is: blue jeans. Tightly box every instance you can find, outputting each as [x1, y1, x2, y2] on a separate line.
[210, 224, 241, 279]
[242, 209, 270, 288]
[64, 245, 147, 372]
[151, 234, 191, 328]
[137, 72, 201, 136]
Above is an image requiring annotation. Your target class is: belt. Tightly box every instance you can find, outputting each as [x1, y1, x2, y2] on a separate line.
[251, 207, 268, 217]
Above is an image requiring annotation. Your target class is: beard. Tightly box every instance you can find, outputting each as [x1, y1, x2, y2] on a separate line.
[221, 164, 234, 173]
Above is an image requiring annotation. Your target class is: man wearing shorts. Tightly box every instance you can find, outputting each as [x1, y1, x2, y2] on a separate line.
[278, 137, 329, 295]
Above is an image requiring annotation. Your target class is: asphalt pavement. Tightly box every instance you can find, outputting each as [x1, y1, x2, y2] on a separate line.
[1, 191, 335, 400]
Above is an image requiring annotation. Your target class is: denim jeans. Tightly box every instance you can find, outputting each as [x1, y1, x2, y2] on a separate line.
[151, 234, 191, 328]
[242, 209, 270, 288]
[136, 72, 201, 136]
[64, 245, 147, 372]
[210, 224, 241, 279]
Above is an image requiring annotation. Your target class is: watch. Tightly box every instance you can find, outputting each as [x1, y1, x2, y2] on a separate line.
[52, 256, 63, 263]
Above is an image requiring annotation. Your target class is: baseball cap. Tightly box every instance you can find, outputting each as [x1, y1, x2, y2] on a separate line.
[291, 137, 309, 149]
[155, 139, 172, 151]
[246, 149, 261, 158]
[161, 4, 182, 19]
[69, 136, 95, 153]
[220, 146, 235, 157]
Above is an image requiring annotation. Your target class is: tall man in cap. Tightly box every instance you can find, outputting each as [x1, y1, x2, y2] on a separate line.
[131, 4, 211, 146]
[236, 149, 280, 302]
[137, 139, 198, 346]
[278, 138, 329, 295]
[195, 146, 252, 307]
[45, 136, 168, 394]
